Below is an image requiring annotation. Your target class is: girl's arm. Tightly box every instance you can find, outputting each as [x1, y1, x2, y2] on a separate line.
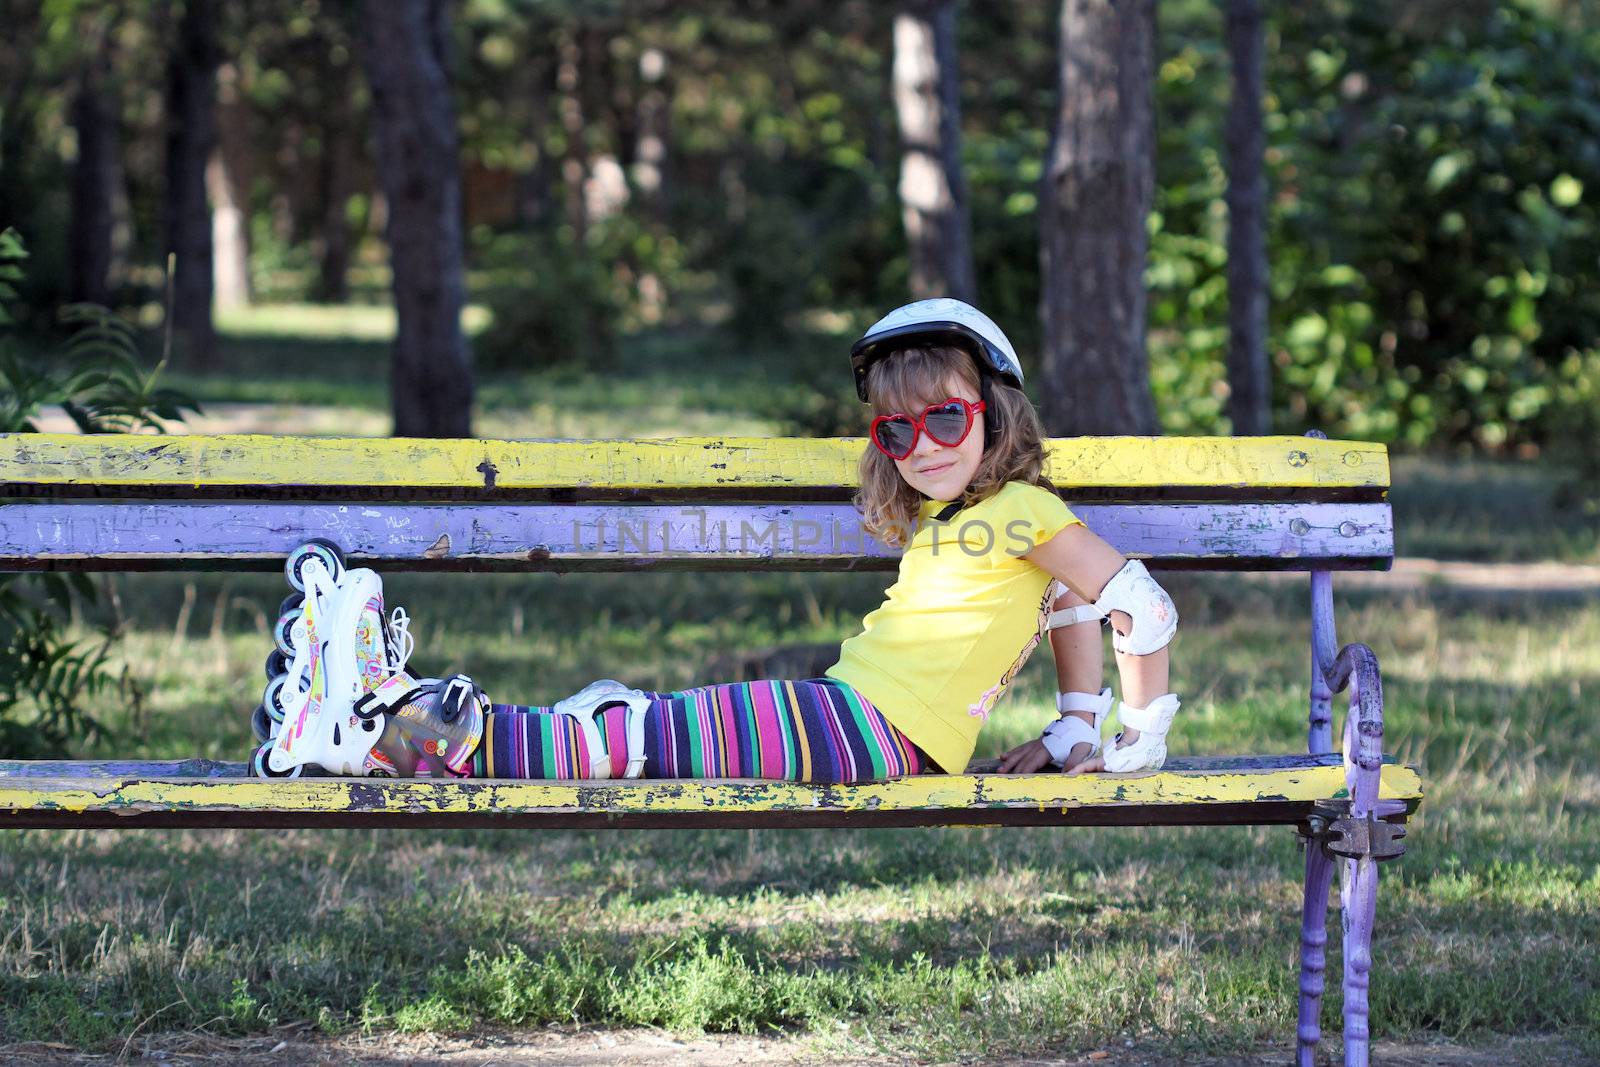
[996, 585, 1102, 773]
[1022, 524, 1171, 774]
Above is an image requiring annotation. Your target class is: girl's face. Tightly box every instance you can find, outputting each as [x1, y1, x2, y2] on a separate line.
[889, 375, 985, 502]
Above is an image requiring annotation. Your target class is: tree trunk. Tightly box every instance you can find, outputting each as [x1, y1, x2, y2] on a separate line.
[312, 70, 356, 304]
[515, 51, 555, 226]
[0, 1, 43, 244]
[556, 28, 589, 242]
[164, 0, 221, 367]
[893, 0, 976, 303]
[312, 131, 353, 303]
[208, 62, 252, 311]
[1224, 0, 1270, 435]
[68, 23, 119, 307]
[360, 0, 473, 438]
[1038, 0, 1158, 436]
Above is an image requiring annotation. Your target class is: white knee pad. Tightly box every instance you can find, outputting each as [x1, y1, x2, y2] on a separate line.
[552, 679, 650, 779]
[1102, 693, 1181, 773]
[1093, 560, 1178, 656]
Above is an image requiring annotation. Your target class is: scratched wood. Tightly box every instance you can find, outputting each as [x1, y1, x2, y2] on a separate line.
[0, 501, 1395, 571]
[0, 752, 1392, 778]
[0, 760, 1423, 830]
[0, 434, 1390, 498]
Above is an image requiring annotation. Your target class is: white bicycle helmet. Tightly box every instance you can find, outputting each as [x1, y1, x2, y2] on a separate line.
[850, 297, 1024, 403]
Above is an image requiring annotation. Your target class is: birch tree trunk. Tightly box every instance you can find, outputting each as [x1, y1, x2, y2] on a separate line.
[164, 0, 220, 367]
[1038, 0, 1158, 435]
[208, 62, 252, 311]
[893, 0, 976, 302]
[361, 0, 474, 438]
[1224, 0, 1271, 435]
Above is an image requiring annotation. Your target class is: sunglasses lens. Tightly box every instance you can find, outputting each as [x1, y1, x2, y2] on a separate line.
[924, 403, 971, 445]
[874, 417, 917, 456]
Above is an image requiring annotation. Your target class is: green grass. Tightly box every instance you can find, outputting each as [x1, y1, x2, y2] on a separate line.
[1, 570, 1596, 1059]
[1391, 454, 1600, 564]
[157, 305, 855, 440]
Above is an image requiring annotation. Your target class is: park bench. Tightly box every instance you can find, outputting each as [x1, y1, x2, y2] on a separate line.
[0, 431, 1418, 1067]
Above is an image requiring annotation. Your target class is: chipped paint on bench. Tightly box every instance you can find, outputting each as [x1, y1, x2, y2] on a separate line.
[0, 434, 1391, 494]
[0, 761, 1423, 828]
[0, 501, 1395, 570]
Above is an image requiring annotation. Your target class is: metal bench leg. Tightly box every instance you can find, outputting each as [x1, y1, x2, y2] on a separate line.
[1341, 853, 1378, 1067]
[1297, 844, 1335, 1067]
[1305, 568, 1399, 1067]
[1332, 640, 1387, 1067]
[1299, 568, 1338, 1066]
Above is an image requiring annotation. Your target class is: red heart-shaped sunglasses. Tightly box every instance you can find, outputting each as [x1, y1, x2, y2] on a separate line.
[870, 397, 986, 460]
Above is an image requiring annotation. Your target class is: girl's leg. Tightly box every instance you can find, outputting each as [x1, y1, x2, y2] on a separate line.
[473, 678, 924, 783]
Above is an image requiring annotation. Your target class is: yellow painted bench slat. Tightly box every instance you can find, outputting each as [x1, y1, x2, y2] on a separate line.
[0, 764, 1422, 829]
[0, 433, 1390, 492]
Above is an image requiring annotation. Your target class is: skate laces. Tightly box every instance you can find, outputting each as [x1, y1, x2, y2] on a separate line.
[383, 606, 415, 677]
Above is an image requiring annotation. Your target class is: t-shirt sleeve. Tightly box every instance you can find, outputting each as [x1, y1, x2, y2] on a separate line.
[1000, 483, 1083, 557]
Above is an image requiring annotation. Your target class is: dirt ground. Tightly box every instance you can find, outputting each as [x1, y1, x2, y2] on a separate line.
[0, 1028, 1591, 1067]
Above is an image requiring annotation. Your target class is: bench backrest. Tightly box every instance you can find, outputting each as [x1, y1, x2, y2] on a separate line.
[0, 433, 1392, 572]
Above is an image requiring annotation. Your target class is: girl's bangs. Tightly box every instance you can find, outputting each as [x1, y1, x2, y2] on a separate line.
[869, 347, 978, 414]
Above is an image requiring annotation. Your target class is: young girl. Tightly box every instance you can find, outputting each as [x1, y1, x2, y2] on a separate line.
[252, 298, 1180, 782]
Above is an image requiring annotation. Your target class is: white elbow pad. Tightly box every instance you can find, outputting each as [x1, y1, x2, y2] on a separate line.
[1093, 559, 1178, 656]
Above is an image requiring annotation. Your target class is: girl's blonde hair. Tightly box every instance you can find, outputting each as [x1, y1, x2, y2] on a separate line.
[853, 344, 1054, 549]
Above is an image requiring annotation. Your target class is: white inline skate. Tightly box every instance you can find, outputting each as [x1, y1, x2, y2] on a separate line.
[251, 540, 485, 778]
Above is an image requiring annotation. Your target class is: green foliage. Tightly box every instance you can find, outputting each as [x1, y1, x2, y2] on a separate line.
[473, 227, 625, 372]
[1264, 4, 1600, 447]
[0, 572, 123, 758]
[7, 1, 1600, 455]
[0, 229, 198, 757]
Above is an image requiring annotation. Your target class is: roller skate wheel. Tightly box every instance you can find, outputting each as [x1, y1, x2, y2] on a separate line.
[273, 597, 304, 656]
[262, 673, 309, 724]
[264, 647, 290, 680]
[251, 703, 276, 743]
[285, 539, 347, 592]
[253, 741, 301, 779]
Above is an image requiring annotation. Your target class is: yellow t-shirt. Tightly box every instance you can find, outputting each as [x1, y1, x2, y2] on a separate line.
[825, 480, 1084, 774]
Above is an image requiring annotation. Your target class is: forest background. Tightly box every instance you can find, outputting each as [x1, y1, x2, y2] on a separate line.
[3, 0, 1598, 455]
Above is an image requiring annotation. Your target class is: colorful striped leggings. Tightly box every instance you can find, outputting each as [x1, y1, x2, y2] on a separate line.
[469, 677, 925, 784]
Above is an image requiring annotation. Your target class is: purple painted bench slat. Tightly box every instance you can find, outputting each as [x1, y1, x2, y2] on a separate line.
[0, 501, 1393, 570]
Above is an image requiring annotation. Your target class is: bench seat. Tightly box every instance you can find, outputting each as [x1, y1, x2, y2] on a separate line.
[0, 755, 1422, 829]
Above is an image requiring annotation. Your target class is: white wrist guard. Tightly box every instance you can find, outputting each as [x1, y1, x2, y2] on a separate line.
[1039, 687, 1112, 765]
[1093, 560, 1178, 656]
[1102, 693, 1181, 773]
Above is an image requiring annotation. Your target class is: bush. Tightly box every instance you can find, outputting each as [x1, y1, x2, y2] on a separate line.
[0, 229, 199, 756]
[472, 227, 626, 373]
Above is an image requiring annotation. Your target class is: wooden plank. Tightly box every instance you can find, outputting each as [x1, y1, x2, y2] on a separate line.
[0, 752, 1386, 778]
[0, 434, 1391, 498]
[0, 501, 1394, 571]
[0, 759, 1422, 830]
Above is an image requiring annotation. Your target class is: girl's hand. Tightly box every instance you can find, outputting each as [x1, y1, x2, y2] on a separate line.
[997, 738, 1055, 774]
[1066, 753, 1106, 774]
[997, 737, 1101, 774]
